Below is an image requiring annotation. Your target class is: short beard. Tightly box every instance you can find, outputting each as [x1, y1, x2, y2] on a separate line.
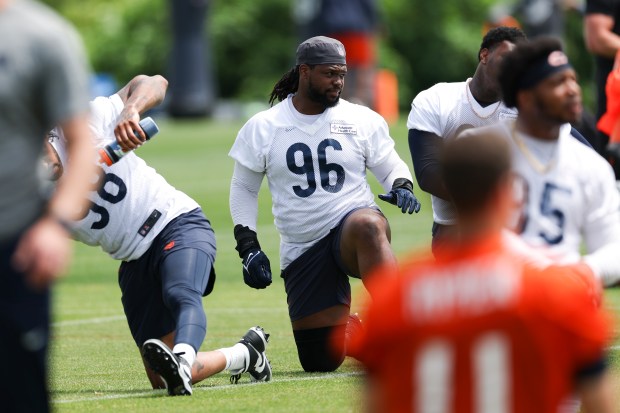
[535, 95, 579, 125]
[307, 79, 340, 108]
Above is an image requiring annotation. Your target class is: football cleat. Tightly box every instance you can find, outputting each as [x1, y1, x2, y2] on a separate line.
[230, 326, 272, 384]
[142, 339, 192, 396]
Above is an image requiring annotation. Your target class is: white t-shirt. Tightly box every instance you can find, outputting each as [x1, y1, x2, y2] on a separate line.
[229, 96, 412, 268]
[407, 79, 518, 225]
[461, 119, 620, 264]
[51, 94, 199, 261]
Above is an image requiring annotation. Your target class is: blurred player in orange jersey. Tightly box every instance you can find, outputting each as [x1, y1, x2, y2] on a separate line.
[348, 131, 614, 413]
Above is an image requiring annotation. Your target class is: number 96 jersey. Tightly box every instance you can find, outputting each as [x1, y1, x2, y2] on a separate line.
[229, 96, 408, 245]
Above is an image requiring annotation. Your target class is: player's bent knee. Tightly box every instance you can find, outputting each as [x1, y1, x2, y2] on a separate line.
[347, 210, 388, 239]
[293, 325, 346, 372]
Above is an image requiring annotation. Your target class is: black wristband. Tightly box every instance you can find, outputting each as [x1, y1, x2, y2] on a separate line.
[392, 178, 413, 192]
[233, 224, 261, 258]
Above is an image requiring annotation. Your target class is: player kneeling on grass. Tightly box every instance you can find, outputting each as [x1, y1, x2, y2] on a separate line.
[43, 74, 271, 395]
[229, 36, 421, 373]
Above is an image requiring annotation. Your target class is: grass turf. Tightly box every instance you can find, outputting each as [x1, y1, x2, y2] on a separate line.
[49, 117, 620, 412]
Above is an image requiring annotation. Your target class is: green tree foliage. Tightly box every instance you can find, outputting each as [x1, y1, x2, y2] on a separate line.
[380, 0, 497, 108]
[42, 0, 169, 86]
[41, 0, 596, 111]
[209, 0, 295, 102]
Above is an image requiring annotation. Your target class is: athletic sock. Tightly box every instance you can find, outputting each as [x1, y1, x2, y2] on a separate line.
[218, 343, 249, 371]
[173, 343, 196, 368]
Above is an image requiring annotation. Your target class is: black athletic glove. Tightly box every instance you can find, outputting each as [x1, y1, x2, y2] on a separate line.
[234, 225, 272, 289]
[378, 178, 422, 214]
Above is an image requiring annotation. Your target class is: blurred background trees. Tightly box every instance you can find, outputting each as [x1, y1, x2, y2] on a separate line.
[41, 0, 595, 113]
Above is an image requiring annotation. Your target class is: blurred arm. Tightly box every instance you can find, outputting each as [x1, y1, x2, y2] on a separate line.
[584, 13, 620, 59]
[13, 112, 96, 290]
[114, 74, 169, 151]
[408, 128, 450, 200]
[578, 369, 614, 413]
[47, 113, 97, 220]
[584, 241, 620, 287]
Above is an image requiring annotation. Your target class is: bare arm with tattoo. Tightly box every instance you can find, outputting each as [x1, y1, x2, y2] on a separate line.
[113, 74, 169, 151]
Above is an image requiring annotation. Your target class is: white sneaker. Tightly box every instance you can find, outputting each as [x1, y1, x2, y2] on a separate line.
[230, 326, 272, 384]
[142, 339, 192, 395]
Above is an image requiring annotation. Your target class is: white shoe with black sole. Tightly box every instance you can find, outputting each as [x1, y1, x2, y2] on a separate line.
[142, 339, 192, 396]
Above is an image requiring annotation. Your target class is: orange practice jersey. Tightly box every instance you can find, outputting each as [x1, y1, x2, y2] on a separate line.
[348, 235, 610, 413]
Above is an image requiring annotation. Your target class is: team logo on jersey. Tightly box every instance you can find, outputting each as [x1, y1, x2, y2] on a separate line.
[330, 123, 357, 135]
[138, 209, 162, 237]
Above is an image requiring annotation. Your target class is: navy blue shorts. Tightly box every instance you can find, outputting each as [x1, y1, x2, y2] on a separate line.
[281, 210, 364, 322]
[118, 208, 216, 346]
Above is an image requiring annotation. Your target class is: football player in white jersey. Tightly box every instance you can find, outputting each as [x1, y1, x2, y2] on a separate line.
[45, 75, 271, 396]
[408, 27, 593, 257]
[408, 27, 526, 256]
[229, 36, 421, 373]
[459, 37, 620, 289]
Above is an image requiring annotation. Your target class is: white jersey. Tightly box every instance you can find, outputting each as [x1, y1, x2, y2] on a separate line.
[229, 96, 412, 268]
[50, 94, 199, 261]
[462, 120, 620, 263]
[407, 79, 517, 224]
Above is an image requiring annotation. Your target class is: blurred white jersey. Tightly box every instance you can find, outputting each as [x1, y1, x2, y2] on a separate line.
[230, 96, 411, 268]
[50, 94, 198, 261]
[462, 119, 620, 263]
[407, 79, 517, 225]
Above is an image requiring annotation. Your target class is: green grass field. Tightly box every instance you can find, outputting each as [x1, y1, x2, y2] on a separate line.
[50, 117, 620, 412]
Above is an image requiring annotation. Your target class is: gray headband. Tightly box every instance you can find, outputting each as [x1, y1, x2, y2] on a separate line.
[295, 36, 346, 66]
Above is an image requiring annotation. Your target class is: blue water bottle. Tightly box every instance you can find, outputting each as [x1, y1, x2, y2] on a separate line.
[98, 117, 159, 166]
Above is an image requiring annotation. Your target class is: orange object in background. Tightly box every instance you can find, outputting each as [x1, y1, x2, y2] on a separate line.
[482, 15, 522, 35]
[597, 49, 620, 145]
[374, 69, 399, 124]
[331, 32, 375, 66]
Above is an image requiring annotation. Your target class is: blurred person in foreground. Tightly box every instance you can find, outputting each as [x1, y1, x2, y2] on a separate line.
[228, 36, 421, 373]
[459, 36, 620, 289]
[407, 26, 527, 257]
[0, 0, 96, 411]
[349, 132, 614, 413]
[45, 74, 271, 396]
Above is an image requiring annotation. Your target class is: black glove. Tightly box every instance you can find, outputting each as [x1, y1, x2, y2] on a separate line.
[234, 225, 272, 289]
[378, 178, 422, 214]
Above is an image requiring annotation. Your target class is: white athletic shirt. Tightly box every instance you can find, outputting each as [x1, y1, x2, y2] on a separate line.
[229, 96, 412, 269]
[50, 94, 198, 261]
[407, 79, 518, 225]
[461, 120, 620, 265]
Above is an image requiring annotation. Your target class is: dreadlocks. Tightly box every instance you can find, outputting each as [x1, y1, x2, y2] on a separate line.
[269, 66, 300, 106]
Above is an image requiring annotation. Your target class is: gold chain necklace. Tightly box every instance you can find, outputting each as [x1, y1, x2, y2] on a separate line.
[510, 122, 558, 174]
[465, 79, 501, 119]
